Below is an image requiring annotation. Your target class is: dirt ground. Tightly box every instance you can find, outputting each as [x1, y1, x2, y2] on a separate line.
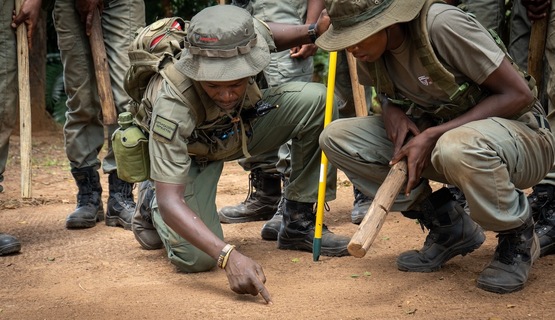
[1, 128, 555, 320]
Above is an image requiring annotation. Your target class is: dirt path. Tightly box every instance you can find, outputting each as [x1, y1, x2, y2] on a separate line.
[1, 130, 554, 319]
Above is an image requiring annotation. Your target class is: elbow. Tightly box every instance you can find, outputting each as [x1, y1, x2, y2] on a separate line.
[509, 86, 534, 116]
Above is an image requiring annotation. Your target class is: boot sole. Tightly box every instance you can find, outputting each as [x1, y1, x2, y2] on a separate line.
[260, 227, 279, 241]
[397, 228, 486, 272]
[0, 242, 22, 256]
[539, 241, 555, 257]
[106, 215, 132, 230]
[132, 228, 163, 250]
[218, 211, 276, 224]
[66, 210, 105, 229]
[277, 237, 349, 257]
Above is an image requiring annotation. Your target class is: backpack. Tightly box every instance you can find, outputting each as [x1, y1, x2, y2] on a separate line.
[366, 0, 537, 122]
[124, 17, 189, 133]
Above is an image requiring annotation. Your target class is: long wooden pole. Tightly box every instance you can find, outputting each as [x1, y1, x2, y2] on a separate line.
[528, 5, 551, 105]
[15, 0, 32, 198]
[345, 51, 368, 117]
[89, 9, 117, 125]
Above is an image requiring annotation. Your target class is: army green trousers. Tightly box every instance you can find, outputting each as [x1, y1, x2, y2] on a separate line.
[53, 0, 144, 172]
[152, 82, 337, 272]
[320, 114, 554, 232]
[0, 0, 17, 177]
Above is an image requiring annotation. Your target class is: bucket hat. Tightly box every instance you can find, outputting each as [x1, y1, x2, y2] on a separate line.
[316, 0, 427, 51]
[176, 5, 270, 82]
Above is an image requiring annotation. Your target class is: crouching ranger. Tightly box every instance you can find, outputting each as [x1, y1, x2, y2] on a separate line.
[318, 0, 555, 294]
[131, 5, 351, 302]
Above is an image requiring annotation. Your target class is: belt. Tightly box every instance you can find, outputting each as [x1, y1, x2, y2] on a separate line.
[535, 113, 551, 132]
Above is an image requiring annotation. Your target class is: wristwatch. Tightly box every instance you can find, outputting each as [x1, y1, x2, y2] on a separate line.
[308, 23, 318, 43]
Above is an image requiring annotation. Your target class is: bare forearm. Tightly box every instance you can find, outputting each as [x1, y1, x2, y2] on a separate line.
[267, 22, 315, 51]
[155, 181, 225, 259]
[306, 0, 324, 24]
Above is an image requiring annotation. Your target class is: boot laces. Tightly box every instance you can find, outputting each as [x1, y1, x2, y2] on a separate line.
[495, 233, 524, 265]
[242, 171, 259, 203]
[353, 188, 372, 206]
[530, 186, 555, 217]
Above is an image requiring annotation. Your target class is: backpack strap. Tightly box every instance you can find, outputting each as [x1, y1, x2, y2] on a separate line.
[160, 63, 206, 125]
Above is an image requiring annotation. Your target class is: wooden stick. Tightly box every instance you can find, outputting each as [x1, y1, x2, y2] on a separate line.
[528, 8, 551, 97]
[89, 9, 117, 125]
[348, 160, 407, 258]
[15, 0, 32, 198]
[346, 51, 368, 117]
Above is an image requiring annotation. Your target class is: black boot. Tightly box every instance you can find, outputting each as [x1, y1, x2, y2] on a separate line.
[66, 167, 104, 229]
[397, 187, 485, 272]
[106, 172, 136, 230]
[218, 169, 281, 223]
[477, 217, 539, 294]
[351, 186, 372, 225]
[132, 180, 162, 250]
[277, 199, 350, 257]
[528, 184, 555, 256]
[260, 197, 284, 241]
[0, 233, 21, 256]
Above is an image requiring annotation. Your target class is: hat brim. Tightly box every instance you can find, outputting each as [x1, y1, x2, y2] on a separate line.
[316, 0, 426, 52]
[175, 31, 271, 82]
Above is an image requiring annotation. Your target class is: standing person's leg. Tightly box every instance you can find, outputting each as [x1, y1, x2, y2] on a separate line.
[0, 0, 21, 255]
[460, 0, 506, 34]
[54, 0, 105, 229]
[0, 0, 17, 194]
[100, 0, 145, 229]
[508, 0, 531, 70]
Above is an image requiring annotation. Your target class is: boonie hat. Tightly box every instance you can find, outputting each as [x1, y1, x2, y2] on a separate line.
[316, 0, 427, 51]
[176, 5, 270, 81]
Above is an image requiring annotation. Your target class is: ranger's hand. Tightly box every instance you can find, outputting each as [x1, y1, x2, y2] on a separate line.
[315, 9, 331, 37]
[75, 0, 103, 36]
[380, 95, 420, 156]
[290, 44, 318, 59]
[11, 0, 43, 49]
[225, 250, 273, 304]
[390, 130, 436, 195]
[521, 0, 551, 21]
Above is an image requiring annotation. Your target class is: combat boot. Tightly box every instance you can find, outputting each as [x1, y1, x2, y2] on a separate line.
[218, 169, 281, 223]
[66, 167, 104, 229]
[0, 174, 4, 193]
[351, 186, 372, 224]
[260, 198, 284, 241]
[477, 217, 539, 294]
[106, 172, 136, 230]
[132, 180, 163, 250]
[397, 187, 485, 272]
[277, 199, 350, 257]
[0, 233, 21, 256]
[528, 184, 555, 256]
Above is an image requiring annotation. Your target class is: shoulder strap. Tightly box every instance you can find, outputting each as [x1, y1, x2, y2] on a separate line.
[160, 64, 206, 125]
[410, 0, 462, 100]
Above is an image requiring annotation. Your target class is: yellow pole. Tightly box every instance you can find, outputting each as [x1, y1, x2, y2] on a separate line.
[313, 51, 337, 261]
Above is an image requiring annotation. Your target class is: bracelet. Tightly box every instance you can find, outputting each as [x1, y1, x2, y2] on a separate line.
[217, 244, 235, 269]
